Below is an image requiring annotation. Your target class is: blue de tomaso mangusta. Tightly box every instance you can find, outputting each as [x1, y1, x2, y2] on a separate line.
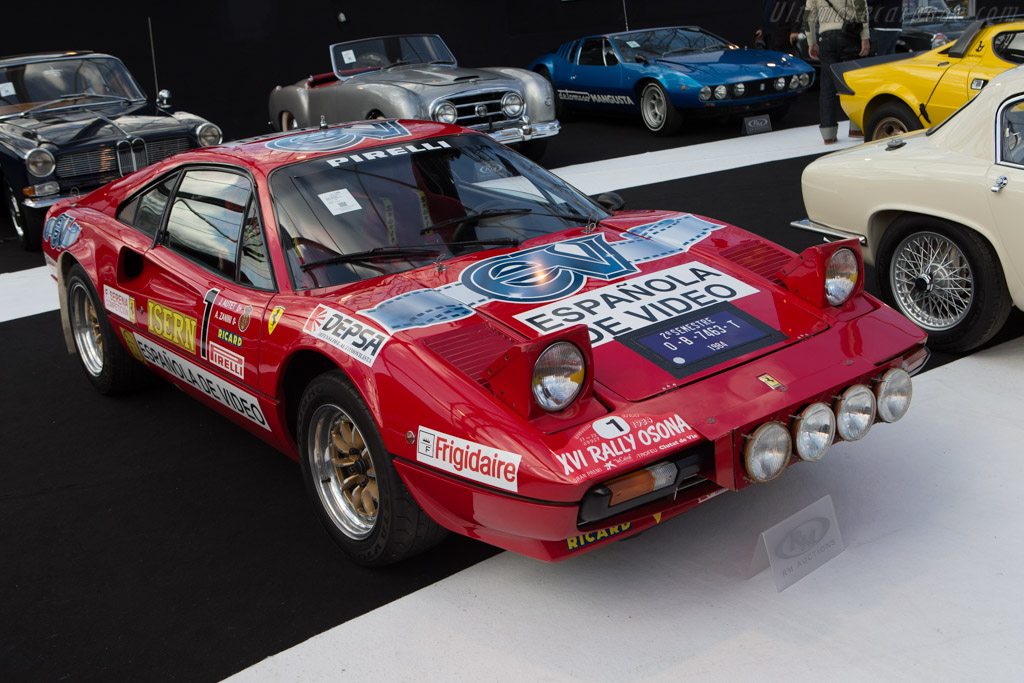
[528, 26, 815, 135]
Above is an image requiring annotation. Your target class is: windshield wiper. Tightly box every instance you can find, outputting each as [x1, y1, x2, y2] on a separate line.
[447, 238, 520, 248]
[301, 245, 441, 270]
[429, 59, 456, 65]
[420, 208, 534, 234]
[19, 93, 133, 116]
[386, 60, 414, 69]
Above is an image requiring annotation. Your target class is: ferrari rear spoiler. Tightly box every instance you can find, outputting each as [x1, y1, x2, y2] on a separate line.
[829, 51, 924, 96]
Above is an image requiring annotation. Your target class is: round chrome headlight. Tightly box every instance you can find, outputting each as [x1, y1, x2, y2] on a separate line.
[196, 122, 223, 147]
[789, 75, 800, 90]
[792, 402, 836, 462]
[835, 384, 876, 441]
[714, 85, 728, 100]
[744, 421, 791, 483]
[501, 92, 525, 118]
[826, 247, 859, 306]
[26, 148, 55, 177]
[875, 368, 912, 423]
[699, 86, 712, 101]
[774, 77, 787, 91]
[733, 83, 746, 97]
[931, 32, 950, 49]
[434, 101, 458, 124]
[798, 72, 811, 87]
[532, 342, 585, 412]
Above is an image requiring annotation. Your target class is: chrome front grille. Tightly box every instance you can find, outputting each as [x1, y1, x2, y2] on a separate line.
[449, 90, 518, 128]
[55, 147, 118, 178]
[146, 137, 191, 164]
[54, 137, 193, 180]
[117, 138, 148, 175]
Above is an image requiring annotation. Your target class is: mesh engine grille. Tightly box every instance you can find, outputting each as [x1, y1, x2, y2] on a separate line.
[423, 323, 518, 384]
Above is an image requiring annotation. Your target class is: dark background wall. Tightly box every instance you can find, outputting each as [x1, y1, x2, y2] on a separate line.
[4, 0, 1022, 140]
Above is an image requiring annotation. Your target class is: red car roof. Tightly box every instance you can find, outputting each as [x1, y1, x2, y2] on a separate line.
[183, 119, 471, 175]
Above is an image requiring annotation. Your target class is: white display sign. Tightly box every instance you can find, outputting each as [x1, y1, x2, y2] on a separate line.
[0, 82, 14, 97]
[341, 49, 357, 64]
[318, 188, 362, 216]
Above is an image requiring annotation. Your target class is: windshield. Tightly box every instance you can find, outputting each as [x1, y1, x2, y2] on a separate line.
[610, 27, 730, 62]
[270, 134, 609, 290]
[902, 0, 961, 21]
[0, 56, 145, 118]
[330, 35, 456, 77]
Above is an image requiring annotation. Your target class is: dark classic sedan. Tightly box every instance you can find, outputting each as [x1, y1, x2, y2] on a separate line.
[0, 51, 222, 250]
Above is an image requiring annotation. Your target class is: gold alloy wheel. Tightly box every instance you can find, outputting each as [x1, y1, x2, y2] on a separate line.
[871, 116, 910, 140]
[309, 403, 379, 539]
[69, 280, 104, 377]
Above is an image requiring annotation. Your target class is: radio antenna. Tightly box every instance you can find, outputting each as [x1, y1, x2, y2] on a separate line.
[148, 17, 160, 96]
[622, 0, 629, 30]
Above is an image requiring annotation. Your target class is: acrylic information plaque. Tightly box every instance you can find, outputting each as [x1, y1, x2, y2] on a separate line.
[749, 495, 844, 592]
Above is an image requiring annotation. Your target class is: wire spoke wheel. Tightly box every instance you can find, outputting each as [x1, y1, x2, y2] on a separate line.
[309, 403, 378, 540]
[69, 280, 105, 377]
[890, 231, 973, 330]
[4, 181, 24, 241]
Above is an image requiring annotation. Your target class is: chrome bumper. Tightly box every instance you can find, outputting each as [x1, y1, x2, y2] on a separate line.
[23, 194, 72, 210]
[790, 218, 867, 246]
[485, 120, 561, 144]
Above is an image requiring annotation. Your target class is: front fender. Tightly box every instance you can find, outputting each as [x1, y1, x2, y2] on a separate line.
[484, 67, 557, 123]
[268, 84, 310, 130]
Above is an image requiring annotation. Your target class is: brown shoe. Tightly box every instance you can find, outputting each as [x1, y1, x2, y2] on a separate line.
[824, 138, 837, 144]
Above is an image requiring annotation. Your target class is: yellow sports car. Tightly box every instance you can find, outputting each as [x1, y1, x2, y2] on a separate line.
[832, 17, 1024, 141]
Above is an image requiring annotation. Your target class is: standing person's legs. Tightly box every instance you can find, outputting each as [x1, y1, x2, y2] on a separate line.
[818, 33, 842, 143]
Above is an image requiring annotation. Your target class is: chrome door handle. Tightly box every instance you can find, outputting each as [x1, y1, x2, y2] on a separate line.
[992, 176, 1008, 192]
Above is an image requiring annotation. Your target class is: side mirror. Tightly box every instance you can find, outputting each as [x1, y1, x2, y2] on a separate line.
[157, 89, 171, 107]
[635, 54, 649, 65]
[594, 191, 625, 211]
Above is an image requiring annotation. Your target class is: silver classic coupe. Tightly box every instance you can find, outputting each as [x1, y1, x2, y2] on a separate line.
[268, 34, 560, 159]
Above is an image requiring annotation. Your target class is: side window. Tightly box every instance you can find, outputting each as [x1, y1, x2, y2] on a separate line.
[239, 200, 274, 289]
[578, 38, 605, 66]
[116, 174, 177, 238]
[1000, 99, 1024, 166]
[993, 31, 1024, 65]
[603, 39, 619, 66]
[164, 169, 251, 280]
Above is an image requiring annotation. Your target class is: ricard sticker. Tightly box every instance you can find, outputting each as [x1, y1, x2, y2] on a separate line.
[417, 427, 522, 493]
[303, 304, 390, 367]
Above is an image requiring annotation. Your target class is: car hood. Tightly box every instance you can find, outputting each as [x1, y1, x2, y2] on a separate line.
[656, 48, 808, 80]
[363, 65, 507, 89]
[341, 212, 830, 402]
[1, 102, 201, 147]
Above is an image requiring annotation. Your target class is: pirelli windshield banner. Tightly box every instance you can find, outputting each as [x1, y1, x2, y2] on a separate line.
[360, 214, 758, 346]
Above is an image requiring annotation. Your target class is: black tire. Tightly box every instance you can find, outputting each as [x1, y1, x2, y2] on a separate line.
[3, 179, 43, 251]
[876, 216, 1011, 352]
[280, 111, 299, 131]
[297, 370, 446, 565]
[639, 81, 682, 136]
[865, 101, 921, 142]
[66, 264, 151, 394]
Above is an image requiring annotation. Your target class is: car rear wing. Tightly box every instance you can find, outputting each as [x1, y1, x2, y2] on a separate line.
[829, 52, 924, 96]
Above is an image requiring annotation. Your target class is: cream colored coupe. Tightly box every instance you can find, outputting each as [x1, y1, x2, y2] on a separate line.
[794, 66, 1024, 351]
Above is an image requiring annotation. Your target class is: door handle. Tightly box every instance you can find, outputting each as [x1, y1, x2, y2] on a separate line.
[991, 175, 1008, 192]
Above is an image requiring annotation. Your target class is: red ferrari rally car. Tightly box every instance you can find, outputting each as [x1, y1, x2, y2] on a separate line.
[42, 120, 927, 564]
